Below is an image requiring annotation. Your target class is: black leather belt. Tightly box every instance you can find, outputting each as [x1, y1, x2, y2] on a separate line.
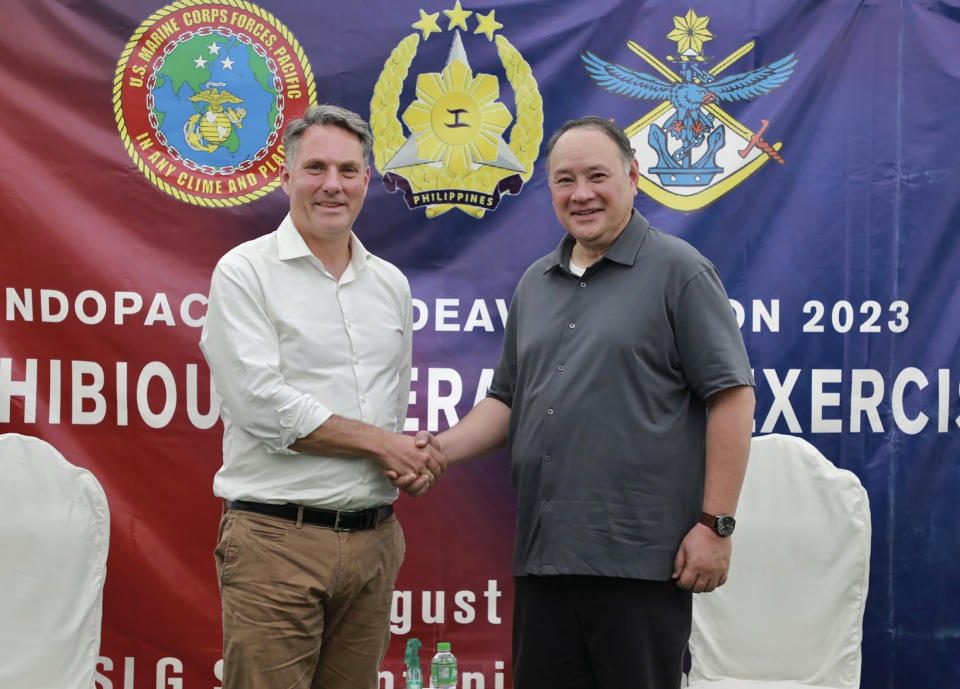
[226, 500, 393, 531]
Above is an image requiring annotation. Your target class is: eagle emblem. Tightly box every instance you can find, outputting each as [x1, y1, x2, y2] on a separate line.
[581, 9, 798, 211]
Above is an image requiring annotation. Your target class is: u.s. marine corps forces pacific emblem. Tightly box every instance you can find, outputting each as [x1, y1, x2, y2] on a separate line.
[371, 2, 543, 219]
[581, 8, 797, 211]
[114, 1, 315, 207]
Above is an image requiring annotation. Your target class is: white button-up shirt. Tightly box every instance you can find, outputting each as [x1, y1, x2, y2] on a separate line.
[200, 214, 413, 509]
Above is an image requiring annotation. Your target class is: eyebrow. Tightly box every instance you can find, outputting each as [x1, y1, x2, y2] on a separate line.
[300, 157, 363, 168]
[551, 164, 611, 176]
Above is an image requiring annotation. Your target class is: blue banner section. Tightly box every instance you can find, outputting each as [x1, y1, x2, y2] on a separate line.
[1, 1, 958, 686]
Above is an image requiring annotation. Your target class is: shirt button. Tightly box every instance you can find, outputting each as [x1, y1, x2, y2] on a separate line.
[546, 408, 554, 415]
[568, 322, 576, 329]
[580, 282, 587, 288]
[557, 365, 564, 372]
[542, 500, 551, 511]
[544, 455, 552, 462]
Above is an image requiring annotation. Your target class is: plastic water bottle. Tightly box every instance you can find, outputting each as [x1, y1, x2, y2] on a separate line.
[403, 638, 423, 689]
[430, 641, 457, 688]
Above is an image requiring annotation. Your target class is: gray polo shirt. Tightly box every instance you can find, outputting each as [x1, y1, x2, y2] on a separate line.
[488, 211, 753, 580]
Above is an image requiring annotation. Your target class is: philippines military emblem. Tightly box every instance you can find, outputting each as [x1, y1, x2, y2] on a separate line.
[582, 9, 797, 211]
[114, 1, 315, 207]
[371, 2, 543, 219]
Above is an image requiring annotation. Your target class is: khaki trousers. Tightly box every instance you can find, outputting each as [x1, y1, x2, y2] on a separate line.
[215, 508, 404, 689]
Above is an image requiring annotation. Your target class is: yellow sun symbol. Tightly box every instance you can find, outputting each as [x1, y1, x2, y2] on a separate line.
[401, 59, 513, 175]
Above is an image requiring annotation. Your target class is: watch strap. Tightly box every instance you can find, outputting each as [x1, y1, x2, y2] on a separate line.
[700, 511, 735, 536]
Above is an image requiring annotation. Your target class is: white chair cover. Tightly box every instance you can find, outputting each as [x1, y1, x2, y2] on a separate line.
[0, 433, 110, 689]
[687, 433, 870, 689]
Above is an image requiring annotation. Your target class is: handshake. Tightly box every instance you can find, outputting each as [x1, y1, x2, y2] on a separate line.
[380, 430, 446, 498]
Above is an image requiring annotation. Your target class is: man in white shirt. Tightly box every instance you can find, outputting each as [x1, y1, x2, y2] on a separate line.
[200, 104, 444, 689]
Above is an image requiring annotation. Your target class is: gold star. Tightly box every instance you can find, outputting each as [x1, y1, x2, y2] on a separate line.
[474, 9, 502, 41]
[444, 0, 472, 31]
[412, 9, 442, 40]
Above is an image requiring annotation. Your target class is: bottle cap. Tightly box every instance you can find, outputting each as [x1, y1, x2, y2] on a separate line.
[437, 641, 451, 651]
[404, 638, 422, 668]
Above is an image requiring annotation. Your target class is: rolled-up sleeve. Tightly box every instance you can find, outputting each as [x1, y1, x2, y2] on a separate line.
[200, 258, 331, 454]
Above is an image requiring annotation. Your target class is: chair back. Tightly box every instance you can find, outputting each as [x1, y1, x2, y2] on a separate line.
[688, 433, 870, 688]
[0, 433, 110, 689]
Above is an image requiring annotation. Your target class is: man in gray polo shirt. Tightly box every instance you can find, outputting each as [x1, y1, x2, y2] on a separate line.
[428, 116, 755, 688]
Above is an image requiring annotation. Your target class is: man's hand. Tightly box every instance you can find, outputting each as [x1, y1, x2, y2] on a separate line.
[381, 430, 446, 497]
[382, 398, 511, 495]
[672, 522, 731, 593]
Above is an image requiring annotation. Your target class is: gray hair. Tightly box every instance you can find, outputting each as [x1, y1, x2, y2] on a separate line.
[545, 116, 635, 172]
[282, 104, 373, 167]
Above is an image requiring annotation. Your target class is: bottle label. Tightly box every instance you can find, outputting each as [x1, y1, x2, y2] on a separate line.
[431, 661, 456, 686]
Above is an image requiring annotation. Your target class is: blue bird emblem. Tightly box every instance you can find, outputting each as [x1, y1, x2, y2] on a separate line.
[577, 9, 799, 210]
[581, 50, 797, 157]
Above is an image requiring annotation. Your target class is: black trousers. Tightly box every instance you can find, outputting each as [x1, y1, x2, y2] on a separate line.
[513, 575, 691, 689]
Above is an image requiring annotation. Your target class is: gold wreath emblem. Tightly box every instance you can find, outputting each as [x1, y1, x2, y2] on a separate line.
[371, 27, 543, 219]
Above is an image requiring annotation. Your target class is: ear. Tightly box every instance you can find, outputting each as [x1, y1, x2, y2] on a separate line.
[280, 162, 291, 196]
[628, 157, 640, 195]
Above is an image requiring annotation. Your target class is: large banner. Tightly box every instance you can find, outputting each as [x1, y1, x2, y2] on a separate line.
[1, 1, 957, 686]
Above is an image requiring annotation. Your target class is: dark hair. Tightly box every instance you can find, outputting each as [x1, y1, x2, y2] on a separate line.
[283, 104, 373, 166]
[544, 116, 634, 171]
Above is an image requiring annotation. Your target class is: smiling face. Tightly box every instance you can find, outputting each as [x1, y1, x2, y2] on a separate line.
[280, 124, 371, 250]
[547, 125, 639, 260]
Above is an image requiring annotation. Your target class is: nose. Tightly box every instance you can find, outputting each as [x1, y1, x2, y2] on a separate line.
[570, 177, 594, 202]
[320, 168, 342, 192]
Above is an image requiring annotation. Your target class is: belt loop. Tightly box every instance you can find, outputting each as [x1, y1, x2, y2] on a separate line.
[296, 504, 304, 529]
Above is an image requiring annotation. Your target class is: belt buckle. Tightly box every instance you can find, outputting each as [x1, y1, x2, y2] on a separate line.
[333, 509, 345, 532]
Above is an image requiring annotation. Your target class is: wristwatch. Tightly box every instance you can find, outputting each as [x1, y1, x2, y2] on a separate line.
[700, 511, 736, 537]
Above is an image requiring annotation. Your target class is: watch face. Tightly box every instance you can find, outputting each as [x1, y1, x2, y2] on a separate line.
[715, 515, 736, 537]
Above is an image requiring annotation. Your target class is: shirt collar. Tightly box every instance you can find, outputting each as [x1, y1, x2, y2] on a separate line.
[276, 213, 370, 274]
[544, 209, 651, 274]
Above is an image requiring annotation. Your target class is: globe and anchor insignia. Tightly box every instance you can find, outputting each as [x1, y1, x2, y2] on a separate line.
[183, 83, 248, 153]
